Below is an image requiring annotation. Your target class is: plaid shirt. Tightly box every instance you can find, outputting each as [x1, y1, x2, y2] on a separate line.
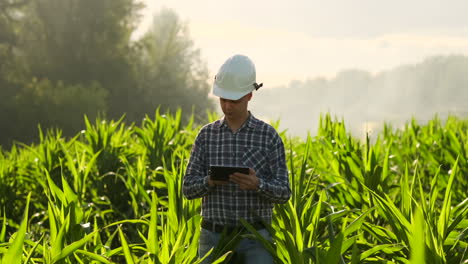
[183, 113, 291, 226]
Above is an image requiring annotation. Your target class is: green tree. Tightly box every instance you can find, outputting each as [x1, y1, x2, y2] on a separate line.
[13, 79, 108, 142]
[18, 0, 143, 117]
[134, 8, 215, 122]
[0, 0, 143, 146]
[0, 3, 216, 147]
[0, 0, 30, 146]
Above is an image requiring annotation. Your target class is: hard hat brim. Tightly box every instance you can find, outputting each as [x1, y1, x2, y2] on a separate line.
[213, 82, 253, 100]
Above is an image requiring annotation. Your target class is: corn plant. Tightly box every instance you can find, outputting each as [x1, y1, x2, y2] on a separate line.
[1, 111, 467, 263]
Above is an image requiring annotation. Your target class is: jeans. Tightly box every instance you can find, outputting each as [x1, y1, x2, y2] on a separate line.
[198, 227, 274, 264]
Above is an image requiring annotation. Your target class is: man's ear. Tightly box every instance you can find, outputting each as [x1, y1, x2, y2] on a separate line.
[247, 92, 253, 101]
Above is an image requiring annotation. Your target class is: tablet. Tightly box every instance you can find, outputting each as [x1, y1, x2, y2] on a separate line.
[209, 166, 249, 181]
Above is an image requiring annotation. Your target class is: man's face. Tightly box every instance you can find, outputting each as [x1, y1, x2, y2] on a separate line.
[219, 93, 252, 119]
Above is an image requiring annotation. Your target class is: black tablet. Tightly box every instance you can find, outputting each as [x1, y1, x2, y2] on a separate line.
[209, 166, 249, 181]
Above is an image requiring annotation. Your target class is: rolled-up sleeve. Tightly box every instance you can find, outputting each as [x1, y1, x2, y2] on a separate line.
[183, 129, 211, 200]
[258, 133, 291, 203]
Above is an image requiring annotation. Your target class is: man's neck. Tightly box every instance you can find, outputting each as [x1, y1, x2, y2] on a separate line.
[226, 111, 249, 133]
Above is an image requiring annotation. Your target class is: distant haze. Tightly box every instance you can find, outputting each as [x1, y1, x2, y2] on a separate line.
[248, 55, 468, 139]
[137, 1, 468, 138]
[140, 0, 468, 87]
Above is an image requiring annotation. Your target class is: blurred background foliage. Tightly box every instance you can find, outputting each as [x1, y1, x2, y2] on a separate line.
[0, 0, 215, 147]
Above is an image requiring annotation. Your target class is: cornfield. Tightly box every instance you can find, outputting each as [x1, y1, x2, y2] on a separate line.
[0, 109, 467, 263]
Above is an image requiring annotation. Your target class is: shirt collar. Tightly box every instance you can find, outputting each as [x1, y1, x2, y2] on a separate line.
[217, 111, 258, 130]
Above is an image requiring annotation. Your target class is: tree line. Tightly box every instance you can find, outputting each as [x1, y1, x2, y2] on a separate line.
[0, 0, 215, 147]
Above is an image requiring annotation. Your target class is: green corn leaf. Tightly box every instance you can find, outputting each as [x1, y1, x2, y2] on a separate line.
[51, 212, 70, 260]
[47, 201, 58, 244]
[43, 235, 50, 263]
[104, 228, 119, 257]
[446, 198, 468, 236]
[118, 227, 135, 264]
[350, 239, 360, 264]
[307, 190, 324, 235]
[409, 208, 425, 264]
[362, 222, 398, 242]
[2, 193, 31, 264]
[346, 156, 363, 180]
[46, 170, 66, 205]
[51, 230, 99, 263]
[368, 188, 412, 243]
[239, 219, 277, 256]
[325, 231, 344, 264]
[429, 168, 441, 215]
[381, 141, 392, 183]
[168, 222, 186, 261]
[0, 209, 6, 243]
[211, 229, 242, 261]
[211, 251, 233, 264]
[147, 192, 159, 255]
[340, 235, 357, 254]
[343, 208, 375, 236]
[24, 233, 45, 264]
[61, 171, 78, 205]
[360, 244, 399, 260]
[75, 249, 113, 264]
[438, 158, 458, 241]
[287, 201, 304, 253]
[400, 164, 411, 218]
[103, 219, 147, 229]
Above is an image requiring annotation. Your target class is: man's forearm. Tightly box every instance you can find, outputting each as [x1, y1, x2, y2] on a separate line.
[183, 175, 210, 199]
[258, 177, 291, 203]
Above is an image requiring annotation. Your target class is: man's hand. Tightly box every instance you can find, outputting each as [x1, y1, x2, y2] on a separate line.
[208, 178, 229, 187]
[229, 168, 260, 190]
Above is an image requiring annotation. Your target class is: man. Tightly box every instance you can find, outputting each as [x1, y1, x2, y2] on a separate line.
[183, 54, 291, 263]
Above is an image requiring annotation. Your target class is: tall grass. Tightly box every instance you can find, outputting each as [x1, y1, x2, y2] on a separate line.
[0, 111, 467, 263]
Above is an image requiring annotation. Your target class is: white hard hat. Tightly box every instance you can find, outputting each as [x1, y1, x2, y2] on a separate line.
[213, 54, 263, 100]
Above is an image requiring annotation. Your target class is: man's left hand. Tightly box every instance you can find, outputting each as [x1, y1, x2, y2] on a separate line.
[229, 168, 259, 190]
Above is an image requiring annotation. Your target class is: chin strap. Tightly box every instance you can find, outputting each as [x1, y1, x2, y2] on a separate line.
[254, 83, 263, 90]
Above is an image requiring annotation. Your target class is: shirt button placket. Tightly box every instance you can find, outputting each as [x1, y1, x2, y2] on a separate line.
[231, 133, 236, 162]
[231, 133, 236, 200]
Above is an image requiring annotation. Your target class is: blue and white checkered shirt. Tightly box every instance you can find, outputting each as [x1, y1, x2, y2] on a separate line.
[183, 113, 291, 225]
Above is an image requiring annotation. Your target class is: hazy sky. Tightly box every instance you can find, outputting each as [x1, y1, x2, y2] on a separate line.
[138, 0, 468, 87]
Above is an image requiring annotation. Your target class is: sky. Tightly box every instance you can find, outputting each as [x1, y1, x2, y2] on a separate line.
[138, 0, 468, 87]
